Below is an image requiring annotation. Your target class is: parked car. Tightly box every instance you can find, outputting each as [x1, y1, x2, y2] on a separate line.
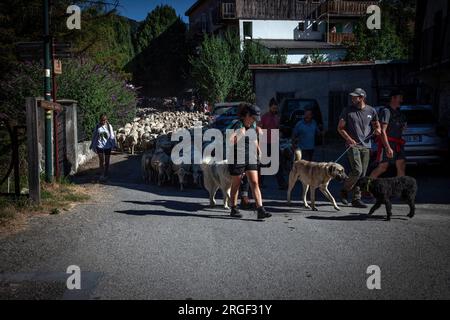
[279, 98, 324, 139]
[210, 102, 244, 132]
[371, 105, 448, 165]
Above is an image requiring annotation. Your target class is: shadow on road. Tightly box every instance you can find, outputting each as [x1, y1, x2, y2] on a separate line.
[123, 200, 205, 212]
[306, 214, 410, 222]
[73, 152, 450, 205]
[116, 208, 263, 222]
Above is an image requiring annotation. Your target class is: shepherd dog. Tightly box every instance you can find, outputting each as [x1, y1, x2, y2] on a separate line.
[287, 150, 348, 211]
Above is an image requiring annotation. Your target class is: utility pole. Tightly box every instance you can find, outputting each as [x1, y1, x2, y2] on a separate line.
[43, 0, 53, 182]
[52, 37, 60, 178]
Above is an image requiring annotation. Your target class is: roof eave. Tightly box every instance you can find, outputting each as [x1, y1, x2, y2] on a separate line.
[185, 0, 205, 16]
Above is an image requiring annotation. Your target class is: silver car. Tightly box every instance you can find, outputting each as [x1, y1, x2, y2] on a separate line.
[373, 105, 448, 165]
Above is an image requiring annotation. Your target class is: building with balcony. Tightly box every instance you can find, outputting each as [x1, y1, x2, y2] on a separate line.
[414, 0, 450, 123]
[185, 0, 380, 63]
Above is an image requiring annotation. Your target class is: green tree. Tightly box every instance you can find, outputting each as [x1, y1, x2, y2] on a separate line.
[230, 40, 287, 102]
[129, 18, 191, 96]
[64, 3, 137, 78]
[134, 5, 177, 53]
[0, 0, 137, 78]
[345, 1, 415, 61]
[190, 33, 287, 103]
[190, 34, 241, 103]
[345, 15, 406, 61]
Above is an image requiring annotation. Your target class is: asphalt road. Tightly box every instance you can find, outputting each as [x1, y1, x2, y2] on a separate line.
[0, 151, 449, 300]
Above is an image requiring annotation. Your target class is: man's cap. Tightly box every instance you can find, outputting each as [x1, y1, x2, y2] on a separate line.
[349, 88, 367, 98]
[269, 97, 278, 107]
[389, 89, 404, 98]
[249, 104, 261, 121]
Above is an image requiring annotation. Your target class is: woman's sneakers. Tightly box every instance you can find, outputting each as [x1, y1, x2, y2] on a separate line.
[230, 206, 272, 219]
[257, 206, 271, 220]
[230, 207, 243, 218]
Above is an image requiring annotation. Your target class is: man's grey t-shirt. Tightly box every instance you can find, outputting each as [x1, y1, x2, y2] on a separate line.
[379, 107, 406, 139]
[340, 105, 379, 148]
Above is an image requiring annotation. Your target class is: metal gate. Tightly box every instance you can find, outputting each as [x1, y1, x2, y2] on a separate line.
[0, 114, 27, 197]
[328, 91, 349, 130]
[55, 108, 70, 177]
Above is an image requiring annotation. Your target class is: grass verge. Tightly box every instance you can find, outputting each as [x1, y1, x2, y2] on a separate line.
[0, 179, 90, 234]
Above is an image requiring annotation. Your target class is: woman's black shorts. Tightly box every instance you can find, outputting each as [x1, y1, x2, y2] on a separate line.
[228, 163, 258, 176]
[96, 148, 112, 155]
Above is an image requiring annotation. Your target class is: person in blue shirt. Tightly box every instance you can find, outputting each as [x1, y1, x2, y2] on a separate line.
[291, 109, 322, 161]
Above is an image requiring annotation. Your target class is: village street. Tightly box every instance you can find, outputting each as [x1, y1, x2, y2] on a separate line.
[0, 149, 449, 300]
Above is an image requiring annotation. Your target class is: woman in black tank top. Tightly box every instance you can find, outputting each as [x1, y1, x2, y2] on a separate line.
[228, 104, 271, 220]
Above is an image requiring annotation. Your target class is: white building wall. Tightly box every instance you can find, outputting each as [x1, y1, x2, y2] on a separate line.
[286, 49, 347, 64]
[239, 20, 327, 41]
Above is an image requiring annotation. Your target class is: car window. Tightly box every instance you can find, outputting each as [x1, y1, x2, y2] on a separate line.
[226, 107, 238, 116]
[282, 100, 316, 116]
[213, 105, 240, 116]
[213, 107, 231, 116]
[401, 109, 436, 124]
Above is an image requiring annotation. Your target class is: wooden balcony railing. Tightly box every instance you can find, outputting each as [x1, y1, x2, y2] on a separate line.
[328, 32, 356, 44]
[221, 3, 236, 19]
[319, 0, 379, 16]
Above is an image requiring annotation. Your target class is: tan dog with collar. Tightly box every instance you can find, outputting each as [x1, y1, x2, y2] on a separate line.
[287, 150, 348, 211]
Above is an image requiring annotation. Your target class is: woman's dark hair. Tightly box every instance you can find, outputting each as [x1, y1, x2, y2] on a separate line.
[238, 103, 252, 119]
[99, 113, 108, 122]
[269, 98, 278, 107]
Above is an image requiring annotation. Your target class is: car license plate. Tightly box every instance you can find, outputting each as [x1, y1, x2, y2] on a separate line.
[405, 135, 421, 143]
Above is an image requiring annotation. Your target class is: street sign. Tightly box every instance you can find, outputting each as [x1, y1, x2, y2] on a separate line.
[54, 59, 62, 74]
[39, 100, 62, 111]
[15, 42, 72, 60]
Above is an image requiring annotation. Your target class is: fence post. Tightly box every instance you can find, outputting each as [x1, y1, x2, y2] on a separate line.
[12, 126, 20, 197]
[26, 98, 41, 204]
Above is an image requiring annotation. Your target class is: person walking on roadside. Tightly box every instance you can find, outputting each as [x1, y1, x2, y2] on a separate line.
[292, 109, 324, 162]
[337, 88, 381, 208]
[371, 90, 407, 178]
[90, 113, 116, 181]
[228, 104, 271, 220]
[260, 98, 287, 189]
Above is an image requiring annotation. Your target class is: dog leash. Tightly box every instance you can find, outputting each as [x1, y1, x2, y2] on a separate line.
[334, 133, 376, 163]
[334, 145, 355, 163]
[365, 178, 372, 193]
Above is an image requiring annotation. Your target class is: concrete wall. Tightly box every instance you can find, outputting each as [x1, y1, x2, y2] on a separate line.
[253, 67, 375, 129]
[37, 105, 52, 174]
[59, 100, 96, 175]
[77, 141, 96, 171]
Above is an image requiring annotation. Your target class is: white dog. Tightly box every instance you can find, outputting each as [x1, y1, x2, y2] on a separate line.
[201, 157, 231, 209]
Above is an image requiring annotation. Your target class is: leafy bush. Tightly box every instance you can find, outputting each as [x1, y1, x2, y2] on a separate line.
[341, 0, 416, 62]
[57, 58, 137, 138]
[190, 33, 287, 103]
[230, 40, 287, 102]
[0, 58, 137, 140]
[190, 33, 241, 103]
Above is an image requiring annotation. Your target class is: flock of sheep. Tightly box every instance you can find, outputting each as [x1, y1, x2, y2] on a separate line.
[114, 101, 296, 194]
[115, 107, 210, 191]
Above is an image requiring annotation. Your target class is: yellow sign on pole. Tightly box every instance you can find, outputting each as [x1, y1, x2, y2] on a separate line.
[54, 59, 62, 74]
